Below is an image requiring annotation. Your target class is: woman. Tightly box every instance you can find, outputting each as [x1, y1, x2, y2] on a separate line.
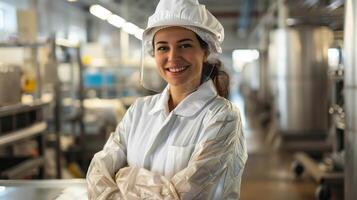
[86, 0, 247, 199]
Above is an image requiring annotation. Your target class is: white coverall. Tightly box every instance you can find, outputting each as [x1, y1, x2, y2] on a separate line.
[86, 80, 248, 199]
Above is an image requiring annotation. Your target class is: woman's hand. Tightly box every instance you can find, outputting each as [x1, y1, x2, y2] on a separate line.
[115, 166, 179, 200]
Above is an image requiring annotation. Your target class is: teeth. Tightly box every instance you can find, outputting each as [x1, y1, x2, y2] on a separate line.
[168, 66, 187, 73]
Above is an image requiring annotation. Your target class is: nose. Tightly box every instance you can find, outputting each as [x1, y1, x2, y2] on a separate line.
[168, 47, 180, 61]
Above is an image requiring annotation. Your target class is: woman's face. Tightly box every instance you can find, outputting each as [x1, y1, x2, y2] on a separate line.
[153, 26, 207, 91]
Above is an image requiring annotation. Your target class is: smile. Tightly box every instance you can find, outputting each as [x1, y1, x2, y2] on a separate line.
[166, 66, 189, 73]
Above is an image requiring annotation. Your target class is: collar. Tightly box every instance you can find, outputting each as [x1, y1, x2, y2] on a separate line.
[148, 80, 218, 117]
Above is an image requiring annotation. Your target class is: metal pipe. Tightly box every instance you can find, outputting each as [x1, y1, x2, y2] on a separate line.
[277, 0, 288, 29]
[76, 46, 86, 161]
[343, 0, 357, 199]
[249, 1, 277, 43]
[238, 0, 255, 35]
[50, 35, 62, 179]
[31, 47, 42, 100]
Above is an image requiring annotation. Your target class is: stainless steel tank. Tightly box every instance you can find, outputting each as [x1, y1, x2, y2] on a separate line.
[343, 0, 357, 199]
[0, 65, 22, 106]
[268, 26, 332, 135]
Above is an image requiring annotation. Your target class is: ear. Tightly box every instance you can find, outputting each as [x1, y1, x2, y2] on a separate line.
[203, 50, 209, 62]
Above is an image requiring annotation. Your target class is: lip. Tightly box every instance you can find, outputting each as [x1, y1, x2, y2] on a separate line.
[165, 65, 190, 74]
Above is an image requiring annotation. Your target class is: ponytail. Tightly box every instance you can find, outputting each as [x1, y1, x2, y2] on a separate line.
[203, 60, 230, 98]
[196, 34, 230, 99]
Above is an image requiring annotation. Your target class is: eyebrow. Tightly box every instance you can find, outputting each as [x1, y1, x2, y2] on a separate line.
[155, 38, 193, 45]
[177, 38, 193, 43]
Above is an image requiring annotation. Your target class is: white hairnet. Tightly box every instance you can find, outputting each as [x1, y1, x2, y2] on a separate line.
[143, 0, 225, 55]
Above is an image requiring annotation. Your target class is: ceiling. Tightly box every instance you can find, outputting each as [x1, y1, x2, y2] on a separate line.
[72, 0, 345, 50]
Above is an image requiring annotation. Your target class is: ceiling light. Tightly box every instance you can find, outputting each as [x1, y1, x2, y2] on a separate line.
[107, 14, 126, 28]
[89, 4, 112, 20]
[233, 49, 259, 62]
[134, 29, 144, 40]
[122, 22, 139, 35]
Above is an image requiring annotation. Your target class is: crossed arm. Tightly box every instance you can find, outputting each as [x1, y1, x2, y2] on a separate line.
[86, 110, 247, 200]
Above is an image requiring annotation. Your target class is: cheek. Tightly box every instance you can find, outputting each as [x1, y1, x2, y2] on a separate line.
[188, 54, 204, 69]
[186, 50, 205, 62]
[154, 56, 164, 68]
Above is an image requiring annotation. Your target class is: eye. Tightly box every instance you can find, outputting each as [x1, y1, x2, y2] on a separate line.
[156, 46, 168, 52]
[179, 43, 192, 49]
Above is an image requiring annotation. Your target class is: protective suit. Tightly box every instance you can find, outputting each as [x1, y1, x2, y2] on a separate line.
[86, 80, 247, 199]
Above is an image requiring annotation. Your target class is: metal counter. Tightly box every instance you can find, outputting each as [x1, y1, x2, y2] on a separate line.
[0, 179, 87, 200]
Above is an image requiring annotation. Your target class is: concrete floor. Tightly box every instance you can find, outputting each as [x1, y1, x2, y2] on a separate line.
[239, 114, 343, 200]
[240, 125, 316, 200]
[229, 90, 344, 200]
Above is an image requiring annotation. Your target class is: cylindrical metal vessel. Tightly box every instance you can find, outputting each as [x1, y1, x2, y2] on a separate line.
[269, 26, 332, 135]
[344, 0, 357, 199]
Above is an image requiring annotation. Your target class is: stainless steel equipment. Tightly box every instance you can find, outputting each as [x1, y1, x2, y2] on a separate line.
[0, 65, 21, 106]
[269, 26, 332, 136]
[343, 0, 357, 199]
[0, 179, 87, 200]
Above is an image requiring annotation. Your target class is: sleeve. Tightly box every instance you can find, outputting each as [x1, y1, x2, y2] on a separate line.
[114, 105, 248, 200]
[86, 102, 135, 200]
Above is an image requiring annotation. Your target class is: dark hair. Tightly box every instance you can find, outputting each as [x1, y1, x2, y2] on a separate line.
[196, 34, 230, 99]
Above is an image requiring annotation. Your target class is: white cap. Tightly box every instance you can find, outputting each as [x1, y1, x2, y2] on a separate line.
[143, 0, 225, 55]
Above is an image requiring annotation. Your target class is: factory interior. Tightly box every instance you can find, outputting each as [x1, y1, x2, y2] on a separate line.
[0, 0, 356, 199]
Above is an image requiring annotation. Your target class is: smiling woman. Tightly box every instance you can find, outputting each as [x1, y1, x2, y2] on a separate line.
[86, 0, 248, 199]
[153, 27, 207, 109]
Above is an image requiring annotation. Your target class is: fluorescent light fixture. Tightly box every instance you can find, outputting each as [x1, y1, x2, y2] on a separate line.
[122, 22, 139, 35]
[88, 4, 142, 40]
[107, 14, 126, 28]
[134, 29, 144, 40]
[67, 0, 77, 2]
[90, 4, 112, 20]
[232, 49, 259, 62]
[232, 49, 259, 72]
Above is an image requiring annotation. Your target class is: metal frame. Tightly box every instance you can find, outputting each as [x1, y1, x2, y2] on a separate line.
[0, 112, 47, 179]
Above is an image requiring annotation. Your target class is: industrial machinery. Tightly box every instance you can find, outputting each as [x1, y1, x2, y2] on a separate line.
[267, 25, 345, 200]
[0, 40, 59, 179]
[0, 102, 48, 179]
[268, 26, 333, 152]
[292, 67, 345, 200]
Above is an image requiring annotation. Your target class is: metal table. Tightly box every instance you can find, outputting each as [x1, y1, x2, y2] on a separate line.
[0, 179, 87, 200]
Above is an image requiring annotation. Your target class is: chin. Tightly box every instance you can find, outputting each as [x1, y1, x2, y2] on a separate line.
[169, 80, 200, 89]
